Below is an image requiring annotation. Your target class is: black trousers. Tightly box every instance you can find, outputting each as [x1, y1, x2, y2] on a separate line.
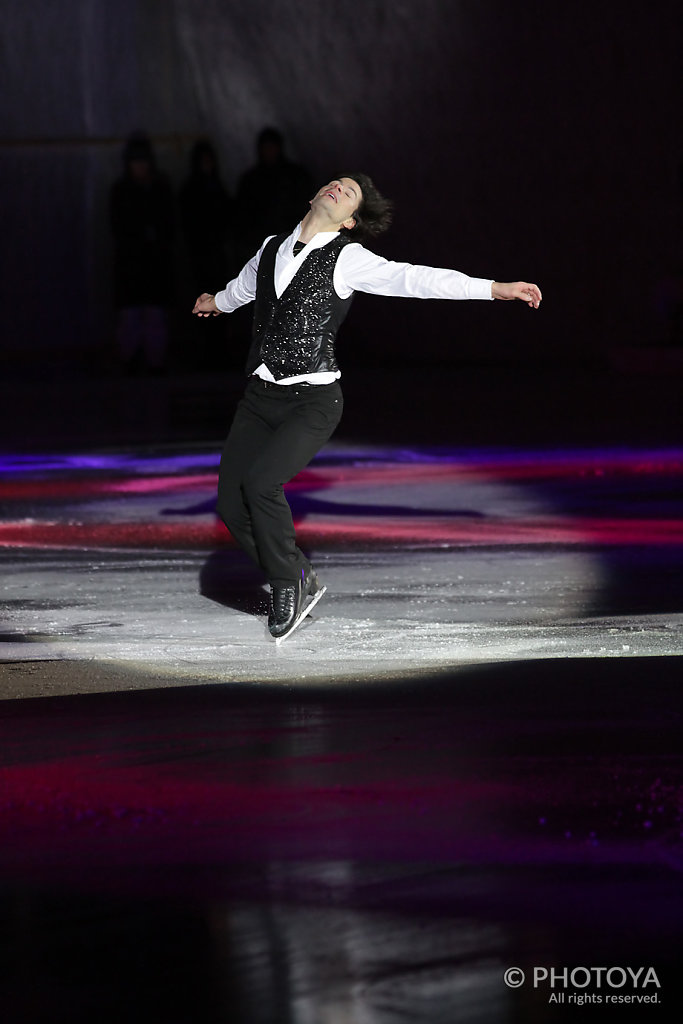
[217, 376, 343, 586]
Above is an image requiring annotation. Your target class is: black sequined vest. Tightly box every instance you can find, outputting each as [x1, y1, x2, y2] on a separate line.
[245, 232, 354, 379]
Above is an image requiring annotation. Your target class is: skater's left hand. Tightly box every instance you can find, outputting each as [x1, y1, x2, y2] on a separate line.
[192, 293, 221, 317]
[491, 282, 542, 308]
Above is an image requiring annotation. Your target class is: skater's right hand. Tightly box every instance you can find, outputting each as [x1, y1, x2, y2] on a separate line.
[193, 293, 220, 317]
[491, 281, 542, 308]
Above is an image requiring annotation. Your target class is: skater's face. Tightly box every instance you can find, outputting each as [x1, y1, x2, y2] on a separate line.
[310, 177, 362, 230]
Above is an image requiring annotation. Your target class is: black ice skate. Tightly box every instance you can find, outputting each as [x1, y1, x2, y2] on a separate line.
[268, 567, 326, 643]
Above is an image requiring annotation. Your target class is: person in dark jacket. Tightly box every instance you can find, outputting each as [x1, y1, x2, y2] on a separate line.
[180, 139, 233, 295]
[110, 134, 174, 373]
[234, 127, 313, 263]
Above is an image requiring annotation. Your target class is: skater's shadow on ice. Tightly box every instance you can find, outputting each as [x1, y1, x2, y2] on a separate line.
[199, 551, 269, 616]
[184, 468, 484, 619]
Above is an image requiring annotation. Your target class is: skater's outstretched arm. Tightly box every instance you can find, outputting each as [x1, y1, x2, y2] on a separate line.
[333, 246, 541, 308]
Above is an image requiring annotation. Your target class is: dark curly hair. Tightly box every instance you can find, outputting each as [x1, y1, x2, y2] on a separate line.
[339, 172, 393, 242]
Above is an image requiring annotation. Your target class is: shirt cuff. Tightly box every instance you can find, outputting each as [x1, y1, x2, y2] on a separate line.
[214, 289, 230, 313]
[470, 278, 495, 300]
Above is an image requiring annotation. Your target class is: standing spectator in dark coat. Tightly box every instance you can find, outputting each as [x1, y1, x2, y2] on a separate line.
[235, 127, 313, 262]
[180, 139, 233, 295]
[110, 134, 175, 374]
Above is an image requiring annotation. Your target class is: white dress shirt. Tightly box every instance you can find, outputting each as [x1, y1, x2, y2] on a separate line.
[214, 224, 494, 385]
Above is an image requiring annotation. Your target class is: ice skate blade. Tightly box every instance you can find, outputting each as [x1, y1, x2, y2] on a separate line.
[273, 586, 327, 644]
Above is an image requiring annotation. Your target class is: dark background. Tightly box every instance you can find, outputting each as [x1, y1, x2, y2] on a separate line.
[0, 0, 681, 442]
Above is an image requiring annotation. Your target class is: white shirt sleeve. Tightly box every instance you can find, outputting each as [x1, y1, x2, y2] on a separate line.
[334, 242, 494, 301]
[214, 236, 274, 313]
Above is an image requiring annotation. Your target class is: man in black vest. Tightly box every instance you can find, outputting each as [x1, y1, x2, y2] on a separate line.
[193, 174, 541, 639]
